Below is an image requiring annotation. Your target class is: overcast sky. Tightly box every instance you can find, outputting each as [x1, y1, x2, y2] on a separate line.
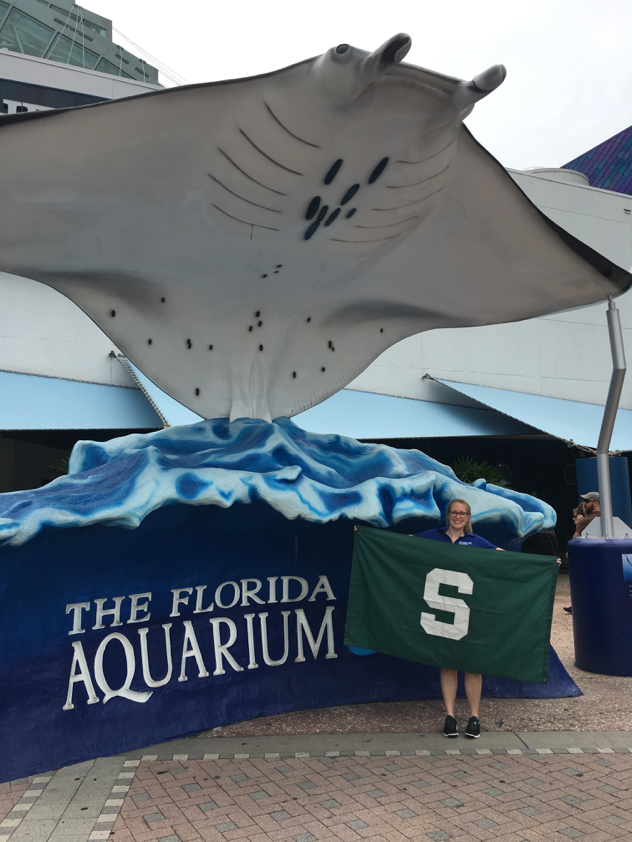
[84, 0, 632, 171]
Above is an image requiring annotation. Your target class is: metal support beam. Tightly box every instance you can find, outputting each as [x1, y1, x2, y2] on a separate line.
[596, 296, 627, 538]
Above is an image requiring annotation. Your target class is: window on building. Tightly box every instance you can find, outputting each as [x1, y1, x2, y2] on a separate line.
[0, 8, 55, 57]
[96, 57, 132, 78]
[0, 2, 10, 27]
[81, 19, 106, 38]
[49, 4, 107, 38]
[47, 34, 98, 68]
[50, 4, 78, 22]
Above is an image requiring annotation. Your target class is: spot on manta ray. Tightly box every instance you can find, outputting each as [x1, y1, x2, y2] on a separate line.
[0, 33, 628, 421]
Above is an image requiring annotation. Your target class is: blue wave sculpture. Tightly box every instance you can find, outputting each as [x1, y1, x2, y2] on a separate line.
[0, 417, 553, 547]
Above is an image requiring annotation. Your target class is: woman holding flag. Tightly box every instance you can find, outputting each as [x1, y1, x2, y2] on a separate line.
[413, 498, 499, 739]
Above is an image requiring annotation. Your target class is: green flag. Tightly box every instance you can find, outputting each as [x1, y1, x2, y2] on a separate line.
[344, 526, 558, 683]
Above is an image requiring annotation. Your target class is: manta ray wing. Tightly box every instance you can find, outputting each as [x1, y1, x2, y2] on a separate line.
[0, 37, 628, 421]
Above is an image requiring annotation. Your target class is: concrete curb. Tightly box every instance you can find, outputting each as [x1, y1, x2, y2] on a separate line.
[115, 730, 632, 761]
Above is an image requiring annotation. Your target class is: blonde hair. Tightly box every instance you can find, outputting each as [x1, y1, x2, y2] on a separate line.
[446, 498, 473, 534]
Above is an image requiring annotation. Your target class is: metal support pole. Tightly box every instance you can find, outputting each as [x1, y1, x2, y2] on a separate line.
[596, 296, 627, 538]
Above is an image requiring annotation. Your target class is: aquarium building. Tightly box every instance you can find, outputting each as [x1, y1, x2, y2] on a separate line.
[0, 1, 631, 545]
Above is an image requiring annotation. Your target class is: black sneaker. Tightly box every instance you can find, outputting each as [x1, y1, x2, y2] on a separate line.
[443, 715, 458, 737]
[563, 606, 573, 614]
[465, 716, 481, 738]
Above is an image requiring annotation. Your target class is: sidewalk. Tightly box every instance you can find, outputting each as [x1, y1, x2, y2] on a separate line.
[2, 732, 632, 842]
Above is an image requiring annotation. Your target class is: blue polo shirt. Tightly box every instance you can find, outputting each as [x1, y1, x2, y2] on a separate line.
[413, 527, 497, 549]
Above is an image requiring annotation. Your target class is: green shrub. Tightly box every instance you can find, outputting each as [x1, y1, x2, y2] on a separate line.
[451, 455, 512, 488]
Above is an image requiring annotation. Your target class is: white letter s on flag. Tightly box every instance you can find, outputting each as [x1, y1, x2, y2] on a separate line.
[420, 568, 473, 641]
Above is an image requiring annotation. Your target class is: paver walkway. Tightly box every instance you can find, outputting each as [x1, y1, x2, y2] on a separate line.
[2, 733, 632, 842]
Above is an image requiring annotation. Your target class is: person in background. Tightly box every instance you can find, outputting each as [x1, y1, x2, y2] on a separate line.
[412, 498, 501, 740]
[573, 492, 600, 538]
[563, 504, 585, 614]
[564, 496, 600, 614]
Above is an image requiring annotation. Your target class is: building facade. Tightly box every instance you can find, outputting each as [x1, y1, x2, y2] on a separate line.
[1, 11, 631, 548]
[0, 0, 158, 87]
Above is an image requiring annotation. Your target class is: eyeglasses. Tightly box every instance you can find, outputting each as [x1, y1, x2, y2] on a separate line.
[449, 511, 468, 518]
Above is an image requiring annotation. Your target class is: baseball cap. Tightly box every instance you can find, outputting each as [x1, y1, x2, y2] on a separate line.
[580, 491, 600, 502]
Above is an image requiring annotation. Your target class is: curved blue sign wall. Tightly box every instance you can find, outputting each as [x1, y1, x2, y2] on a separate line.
[0, 501, 578, 783]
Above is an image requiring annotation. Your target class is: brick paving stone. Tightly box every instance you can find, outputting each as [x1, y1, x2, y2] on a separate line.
[520, 806, 542, 816]
[604, 814, 628, 824]
[0, 774, 37, 824]
[394, 808, 417, 818]
[474, 817, 498, 828]
[366, 789, 388, 799]
[93, 752, 632, 842]
[216, 820, 238, 831]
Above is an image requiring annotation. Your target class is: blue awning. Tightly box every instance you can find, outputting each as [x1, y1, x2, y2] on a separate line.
[293, 388, 536, 439]
[0, 370, 162, 430]
[120, 363, 526, 438]
[436, 379, 632, 453]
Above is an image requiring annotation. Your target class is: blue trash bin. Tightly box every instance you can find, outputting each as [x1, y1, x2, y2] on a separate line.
[568, 538, 632, 676]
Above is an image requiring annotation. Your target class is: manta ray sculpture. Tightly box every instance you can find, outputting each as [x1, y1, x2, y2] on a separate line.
[0, 34, 629, 420]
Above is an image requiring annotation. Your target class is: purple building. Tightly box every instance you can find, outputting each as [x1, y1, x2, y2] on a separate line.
[564, 125, 632, 195]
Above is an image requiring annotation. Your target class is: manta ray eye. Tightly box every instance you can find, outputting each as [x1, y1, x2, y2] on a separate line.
[335, 44, 349, 54]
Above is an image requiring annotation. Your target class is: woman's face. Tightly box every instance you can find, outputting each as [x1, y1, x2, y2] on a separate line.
[448, 504, 469, 528]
